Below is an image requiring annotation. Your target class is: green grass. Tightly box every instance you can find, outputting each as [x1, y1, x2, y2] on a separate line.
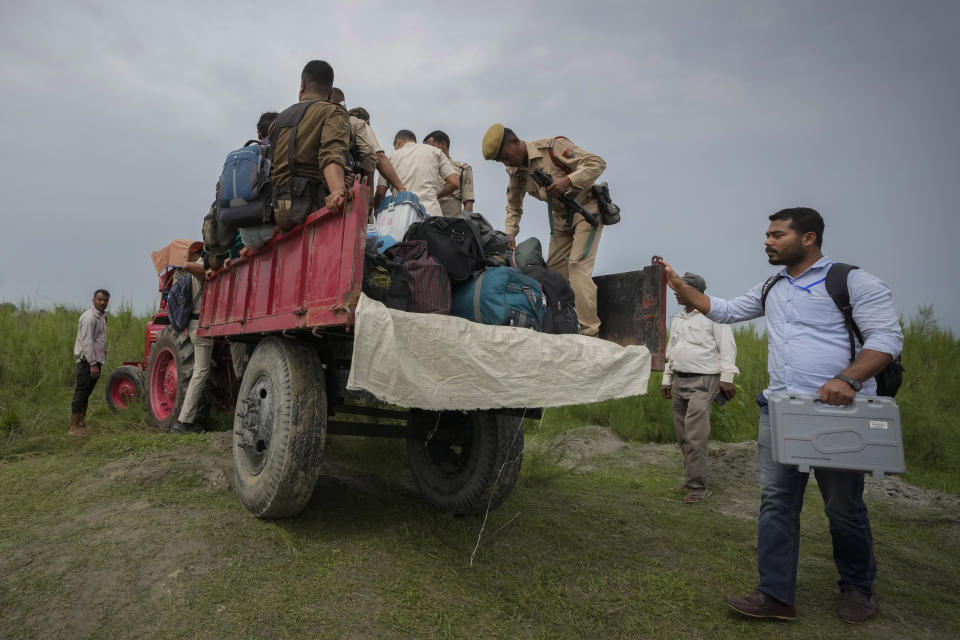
[0, 302, 958, 638]
[1, 302, 958, 489]
[1, 433, 957, 639]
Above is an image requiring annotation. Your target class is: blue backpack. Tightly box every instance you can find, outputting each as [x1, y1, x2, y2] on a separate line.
[166, 273, 202, 333]
[451, 266, 545, 330]
[216, 140, 272, 228]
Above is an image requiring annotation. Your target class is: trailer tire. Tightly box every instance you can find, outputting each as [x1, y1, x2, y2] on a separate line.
[144, 327, 210, 431]
[406, 411, 524, 515]
[233, 337, 327, 518]
[105, 365, 144, 412]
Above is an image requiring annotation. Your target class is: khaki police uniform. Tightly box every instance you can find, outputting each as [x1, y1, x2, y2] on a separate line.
[350, 114, 384, 175]
[438, 159, 475, 217]
[504, 137, 606, 336]
[269, 93, 351, 229]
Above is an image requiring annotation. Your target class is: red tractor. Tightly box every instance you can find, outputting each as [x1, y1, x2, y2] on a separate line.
[104, 271, 238, 429]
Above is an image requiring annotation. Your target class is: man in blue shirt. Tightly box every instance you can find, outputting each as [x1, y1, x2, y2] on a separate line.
[660, 207, 902, 623]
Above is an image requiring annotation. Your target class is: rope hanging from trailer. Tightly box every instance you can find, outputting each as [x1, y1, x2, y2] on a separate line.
[470, 407, 532, 566]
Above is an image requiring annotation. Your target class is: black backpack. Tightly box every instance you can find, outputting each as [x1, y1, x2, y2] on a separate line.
[760, 263, 904, 396]
[403, 216, 484, 283]
[521, 265, 580, 334]
[459, 211, 512, 266]
[362, 250, 410, 311]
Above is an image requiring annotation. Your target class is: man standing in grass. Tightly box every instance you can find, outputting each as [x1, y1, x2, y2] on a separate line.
[661, 272, 738, 503]
[69, 289, 109, 436]
[660, 207, 902, 623]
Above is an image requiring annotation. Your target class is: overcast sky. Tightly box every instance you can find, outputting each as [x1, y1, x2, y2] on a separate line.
[1, 0, 958, 333]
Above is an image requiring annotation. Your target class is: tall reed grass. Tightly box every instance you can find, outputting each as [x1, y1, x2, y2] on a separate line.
[1, 303, 956, 491]
[539, 306, 959, 493]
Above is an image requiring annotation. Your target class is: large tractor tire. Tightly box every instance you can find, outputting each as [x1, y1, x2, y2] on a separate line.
[105, 365, 145, 412]
[406, 410, 525, 515]
[232, 337, 327, 518]
[144, 327, 210, 431]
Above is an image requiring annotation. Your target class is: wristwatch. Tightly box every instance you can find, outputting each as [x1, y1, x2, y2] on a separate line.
[833, 374, 863, 392]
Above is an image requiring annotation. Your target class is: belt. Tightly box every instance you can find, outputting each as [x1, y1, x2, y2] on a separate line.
[674, 371, 701, 378]
[190, 314, 200, 320]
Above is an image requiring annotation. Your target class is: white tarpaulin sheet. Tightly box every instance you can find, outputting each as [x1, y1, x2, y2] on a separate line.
[347, 294, 651, 410]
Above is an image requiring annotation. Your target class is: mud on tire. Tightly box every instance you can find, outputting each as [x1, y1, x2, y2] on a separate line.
[232, 337, 327, 518]
[144, 327, 210, 431]
[406, 411, 524, 515]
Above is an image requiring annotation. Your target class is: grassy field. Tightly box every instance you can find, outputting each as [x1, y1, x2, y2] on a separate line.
[1, 303, 958, 638]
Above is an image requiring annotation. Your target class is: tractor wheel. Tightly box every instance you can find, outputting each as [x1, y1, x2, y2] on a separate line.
[232, 337, 327, 518]
[144, 327, 209, 431]
[105, 365, 145, 412]
[406, 410, 524, 515]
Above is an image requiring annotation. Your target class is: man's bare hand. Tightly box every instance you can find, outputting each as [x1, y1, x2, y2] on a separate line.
[545, 175, 572, 197]
[660, 384, 672, 400]
[817, 378, 857, 406]
[658, 259, 685, 292]
[507, 233, 517, 251]
[90, 364, 100, 378]
[718, 381, 736, 400]
[325, 189, 346, 214]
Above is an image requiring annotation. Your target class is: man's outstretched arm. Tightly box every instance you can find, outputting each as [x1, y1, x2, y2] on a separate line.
[660, 260, 711, 314]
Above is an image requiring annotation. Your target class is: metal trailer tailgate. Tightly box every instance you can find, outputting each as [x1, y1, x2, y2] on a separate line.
[769, 393, 906, 478]
[594, 259, 667, 370]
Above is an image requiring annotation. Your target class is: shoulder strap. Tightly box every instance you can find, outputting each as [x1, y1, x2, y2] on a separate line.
[455, 162, 466, 201]
[473, 269, 487, 323]
[546, 137, 573, 175]
[759, 274, 784, 312]
[270, 98, 324, 177]
[825, 263, 863, 363]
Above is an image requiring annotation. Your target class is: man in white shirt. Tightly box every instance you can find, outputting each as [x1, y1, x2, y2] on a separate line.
[70, 289, 110, 436]
[374, 130, 458, 217]
[660, 272, 739, 502]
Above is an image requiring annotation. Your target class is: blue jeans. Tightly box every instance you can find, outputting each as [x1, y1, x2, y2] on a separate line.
[756, 403, 876, 605]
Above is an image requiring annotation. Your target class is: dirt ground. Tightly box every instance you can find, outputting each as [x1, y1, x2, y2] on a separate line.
[6, 427, 957, 639]
[84, 426, 960, 534]
[539, 425, 960, 511]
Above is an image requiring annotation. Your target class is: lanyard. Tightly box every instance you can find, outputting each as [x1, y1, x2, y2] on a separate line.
[788, 275, 826, 294]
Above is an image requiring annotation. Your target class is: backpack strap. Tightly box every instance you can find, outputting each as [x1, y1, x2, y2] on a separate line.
[546, 137, 573, 175]
[825, 263, 863, 363]
[759, 274, 784, 312]
[473, 269, 487, 323]
[456, 163, 466, 201]
[269, 98, 324, 179]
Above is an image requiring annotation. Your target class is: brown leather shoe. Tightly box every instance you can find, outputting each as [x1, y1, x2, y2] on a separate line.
[723, 591, 797, 620]
[838, 588, 877, 623]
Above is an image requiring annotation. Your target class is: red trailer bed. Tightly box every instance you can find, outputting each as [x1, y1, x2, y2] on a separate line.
[197, 183, 369, 337]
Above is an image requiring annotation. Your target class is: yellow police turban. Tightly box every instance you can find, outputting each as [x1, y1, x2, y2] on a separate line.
[482, 123, 505, 160]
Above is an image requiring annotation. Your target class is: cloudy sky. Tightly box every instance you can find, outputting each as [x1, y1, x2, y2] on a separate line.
[1, 0, 958, 332]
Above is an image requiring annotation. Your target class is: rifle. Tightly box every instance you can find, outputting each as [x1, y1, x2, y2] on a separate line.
[530, 168, 599, 228]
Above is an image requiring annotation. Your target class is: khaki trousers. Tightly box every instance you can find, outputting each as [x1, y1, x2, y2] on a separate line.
[178, 324, 213, 424]
[547, 211, 603, 336]
[671, 373, 719, 489]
